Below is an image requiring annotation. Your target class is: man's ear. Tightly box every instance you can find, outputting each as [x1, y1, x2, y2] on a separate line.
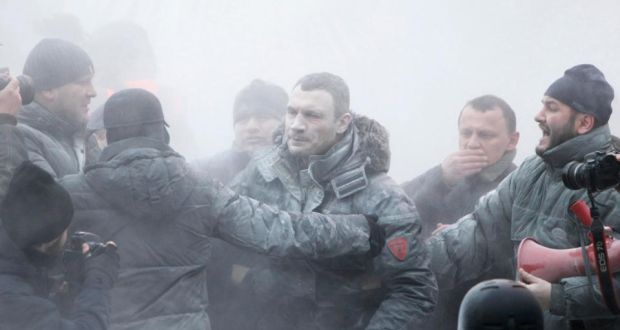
[506, 131, 520, 151]
[336, 112, 353, 134]
[575, 113, 595, 135]
[35, 89, 57, 106]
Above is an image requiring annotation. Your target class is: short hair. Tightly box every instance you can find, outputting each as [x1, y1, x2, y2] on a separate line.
[460, 95, 517, 133]
[294, 72, 350, 117]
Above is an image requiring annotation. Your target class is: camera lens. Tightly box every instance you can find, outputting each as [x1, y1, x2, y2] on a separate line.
[0, 74, 34, 105]
[16, 75, 34, 105]
[562, 161, 588, 190]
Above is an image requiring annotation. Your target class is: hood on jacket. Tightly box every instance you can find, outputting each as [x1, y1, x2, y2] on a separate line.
[83, 137, 194, 222]
[272, 113, 391, 174]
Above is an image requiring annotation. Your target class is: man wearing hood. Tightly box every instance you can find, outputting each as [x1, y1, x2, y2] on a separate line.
[428, 64, 620, 329]
[402, 95, 519, 329]
[0, 161, 119, 330]
[17, 38, 96, 178]
[60, 88, 385, 330]
[230, 72, 437, 330]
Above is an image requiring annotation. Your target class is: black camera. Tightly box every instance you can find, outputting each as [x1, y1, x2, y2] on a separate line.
[562, 151, 620, 192]
[62, 231, 106, 284]
[0, 69, 35, 105]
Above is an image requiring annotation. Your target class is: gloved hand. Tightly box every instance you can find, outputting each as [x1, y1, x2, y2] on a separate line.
[365, 215, 385, 257]
[83, 242, 120, 290]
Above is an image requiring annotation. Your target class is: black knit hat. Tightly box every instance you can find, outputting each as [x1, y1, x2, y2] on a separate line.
[23, 38, 94, 92]
[545, 64, 614, 125]
[0, 161, 73, 249]
[233, 79, 287, 124]
[103, 88, 168, 129]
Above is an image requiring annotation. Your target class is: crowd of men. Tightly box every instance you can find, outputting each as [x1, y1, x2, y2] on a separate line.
[0, 37, 619, 330]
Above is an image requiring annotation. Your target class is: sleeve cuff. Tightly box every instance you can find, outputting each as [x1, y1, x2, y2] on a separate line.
[549, 283, 566, 316]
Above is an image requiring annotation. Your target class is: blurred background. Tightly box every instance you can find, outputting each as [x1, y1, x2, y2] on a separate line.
[2, 0, 619, 182]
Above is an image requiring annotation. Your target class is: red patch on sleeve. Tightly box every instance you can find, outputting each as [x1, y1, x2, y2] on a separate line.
[387, 237, 408, 261]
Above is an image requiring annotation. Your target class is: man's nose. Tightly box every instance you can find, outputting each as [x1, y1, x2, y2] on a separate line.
[87, 83, 97, 98]
[466, 135, 482, 149]
[289, 114, 306, 132]
[245, 117, 260, 131]
[534, 108, 545, 123]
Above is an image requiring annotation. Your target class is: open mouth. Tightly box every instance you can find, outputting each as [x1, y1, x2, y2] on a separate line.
[539, 124, 550, 137]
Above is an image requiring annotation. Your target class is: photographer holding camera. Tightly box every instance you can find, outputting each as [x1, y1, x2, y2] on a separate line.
[0, 161, 119, 330]
[427, 64, 620, 330]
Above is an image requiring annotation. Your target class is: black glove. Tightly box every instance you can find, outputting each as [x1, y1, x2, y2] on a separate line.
[83, 243, 120, 290]
[365, 215, 385, 257]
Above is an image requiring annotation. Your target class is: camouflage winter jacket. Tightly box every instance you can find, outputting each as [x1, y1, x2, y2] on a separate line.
[428, 124, 620, 330]
[231, 116, 437, 330]
[60, 137, 377, 330]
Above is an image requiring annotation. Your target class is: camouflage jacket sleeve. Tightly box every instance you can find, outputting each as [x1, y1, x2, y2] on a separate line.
[362, 175, 438, 330]
[189, 175, 372, 259]
[0, 114, 27, 201]
[426, 168, 515, 291]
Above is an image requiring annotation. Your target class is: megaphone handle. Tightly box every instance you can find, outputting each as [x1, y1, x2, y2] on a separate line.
[590, 205, 620, 314]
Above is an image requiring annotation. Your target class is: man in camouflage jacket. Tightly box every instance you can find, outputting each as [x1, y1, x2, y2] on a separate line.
[232, 72, 437, 330]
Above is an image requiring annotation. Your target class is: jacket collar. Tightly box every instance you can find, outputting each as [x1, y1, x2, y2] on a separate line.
[477, 149, 517, 183]
[97, 137, 173, 163]
[18, 102, 81, 138]
[257, 125, 370, 199]
[541, 124, 612, 169]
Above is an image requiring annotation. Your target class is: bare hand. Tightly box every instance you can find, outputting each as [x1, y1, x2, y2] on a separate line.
[82, 241, 117, 254]
[519, 268, 551, 311]
[0, 76, 22, 116]
[441, 149, 488, 186]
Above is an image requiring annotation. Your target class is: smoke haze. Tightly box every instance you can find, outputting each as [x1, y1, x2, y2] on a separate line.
[2, 0, 620, 182]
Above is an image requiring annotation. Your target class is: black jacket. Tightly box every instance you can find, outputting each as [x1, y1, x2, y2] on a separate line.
[0, 227, 111, 330]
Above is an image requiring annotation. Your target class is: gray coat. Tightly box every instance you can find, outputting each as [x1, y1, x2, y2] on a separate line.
[428, 125, 620, 329]
[231, 116, 437, 330]
[61, 137, 374, 330]
[17, 102, 84, 178]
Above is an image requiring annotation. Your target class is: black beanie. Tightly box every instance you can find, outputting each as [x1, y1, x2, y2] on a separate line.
[103, 88, 168, 129]
[23, 38, 94, 92]
[0, 161, 73, 249]
[545, 64, 614, 125]
[233, 79, 288, 124]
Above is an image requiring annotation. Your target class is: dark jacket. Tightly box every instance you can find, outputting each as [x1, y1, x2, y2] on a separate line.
[428, 125, 620, 329]
[231, 115, 437, 330]
[0, 113, 28, 202]
[61, 137, 375, 330]
[402, 150, 517, 238]
[0, 227, 111, 330]
[17, 102, 84, 178]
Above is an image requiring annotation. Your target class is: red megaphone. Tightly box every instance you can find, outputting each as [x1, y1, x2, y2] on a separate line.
[517, 237, 620, 283]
